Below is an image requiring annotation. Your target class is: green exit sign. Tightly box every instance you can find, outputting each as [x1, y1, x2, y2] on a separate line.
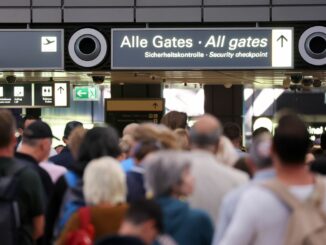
[73, 86, 99, 101]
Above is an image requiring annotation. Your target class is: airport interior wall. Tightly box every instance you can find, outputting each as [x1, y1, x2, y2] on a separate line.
[0, 0, 326, 24]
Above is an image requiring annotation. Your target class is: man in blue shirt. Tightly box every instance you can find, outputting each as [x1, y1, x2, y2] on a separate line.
[213, 130, 275, 244]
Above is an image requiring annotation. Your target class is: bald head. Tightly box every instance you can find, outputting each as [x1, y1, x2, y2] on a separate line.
[193, 114, 221, 134]
[190, 114, 223, 152]
[123, 123, 139, 136]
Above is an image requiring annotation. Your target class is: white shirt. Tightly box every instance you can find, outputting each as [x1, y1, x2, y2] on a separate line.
[40, 161, 67, 183]
[219, 182, 326, 245]
[187, 150, 249, 223]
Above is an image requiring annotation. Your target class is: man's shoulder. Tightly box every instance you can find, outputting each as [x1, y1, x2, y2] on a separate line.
[50, 148, 71, 161]
[191, 151, 249, 183]
[239, 184, 282, 208]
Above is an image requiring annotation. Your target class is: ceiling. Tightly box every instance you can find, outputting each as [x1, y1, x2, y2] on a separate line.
[0, 69, 326, 88]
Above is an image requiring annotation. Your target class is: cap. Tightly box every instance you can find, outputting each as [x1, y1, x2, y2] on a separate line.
[23, 121, 59, 140]
[64, 121, 83, 139]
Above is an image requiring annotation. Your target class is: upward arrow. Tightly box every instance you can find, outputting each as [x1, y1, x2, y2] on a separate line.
[57, 86, 64, 94]
[277, 35, 288, 48]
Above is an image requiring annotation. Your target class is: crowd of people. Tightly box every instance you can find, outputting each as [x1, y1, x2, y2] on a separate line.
[0, 108, 325, 245]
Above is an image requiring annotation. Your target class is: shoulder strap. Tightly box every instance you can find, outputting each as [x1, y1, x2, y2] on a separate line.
[309, 175, 325, 208]
[262, 179, 302, 209]
[78, 207, 91, 230]
[263, 176, 326, 210]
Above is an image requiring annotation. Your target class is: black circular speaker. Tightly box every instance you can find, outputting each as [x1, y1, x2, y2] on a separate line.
[299, 26, 326, 66]
[68, 28, 108, 68]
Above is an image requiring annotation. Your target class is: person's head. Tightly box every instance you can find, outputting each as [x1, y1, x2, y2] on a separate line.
[273, 113, 310, 166]
[224, 122, 242, 148]
[123, 123, 139, 136]
[23, 115, 39, 129]
[63, 121, 83, 144]
[75, 126, 121, 175]
[68, 127, 87, 160]
[16, 117, 24, 137]
[189, 114, 223, 153]
[21, 121, 57, 162]
[216, 136, 239, 166]
[133, 140, 163, 164]
[144, 151, 194, 198]
[83, 156, 126, 205]
[120, 134, 136, 159]
[252, 127, 270, 138]
[0, 109, 17, 155]
[174, 128, 190, 150]
[321, 132, 326, 151]
[119, 200, 163, 245]
[249, 132, 272, 170]
[54, 144, 64, 154]
[132, 123, 179, 150]
[160, 111, 188, 130]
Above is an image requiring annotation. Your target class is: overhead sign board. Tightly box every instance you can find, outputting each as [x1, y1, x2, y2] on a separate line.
[73, 86, 100, 101]
[54, 83, 69, 107]
[106, 99, 164, 112]
[34, 82, 69, 107]
[111, 28, 293, 70]
[0, 84, 32, 106]
[105, 99, 165, 135]
[0, 82, 69, 108]
[0, 29, 63, 70]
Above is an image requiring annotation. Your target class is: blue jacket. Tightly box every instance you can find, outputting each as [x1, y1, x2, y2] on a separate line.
[156, 197, 213, 245]
[126, 166, 146, 203]
[49, 147, 74, 170]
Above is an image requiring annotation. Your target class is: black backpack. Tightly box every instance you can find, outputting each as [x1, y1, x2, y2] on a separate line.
[0, 162, 26, 245]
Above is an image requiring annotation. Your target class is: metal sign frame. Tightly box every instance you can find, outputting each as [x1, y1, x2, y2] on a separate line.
[0, 82, 70, 108]
[111, 27, 294, 70]
[0, 29, 64, 71]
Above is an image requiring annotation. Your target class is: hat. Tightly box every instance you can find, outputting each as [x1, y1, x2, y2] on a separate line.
[64, 121, 83, 139]
[24, 121, 59, 140]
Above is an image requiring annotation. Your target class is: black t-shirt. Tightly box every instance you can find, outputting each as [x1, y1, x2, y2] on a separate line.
[44, 175, 68, 245]
[15, 152, 54, 201]
[0, 157, 45, 245]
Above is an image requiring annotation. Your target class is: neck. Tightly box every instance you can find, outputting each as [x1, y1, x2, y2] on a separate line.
[18, 145, 40, 163]
[276, 163, 314, 185]
[0, 148, 14, 158]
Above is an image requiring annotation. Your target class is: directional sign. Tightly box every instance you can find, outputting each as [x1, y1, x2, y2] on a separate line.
[0, 82, 68, 108]
[73, 86, 99, 101]
[54, 83, 69, 107]
[0, 30, 63, 70]
[111, 28, 293, 70]
[105, 99, 165, 135]
[0, 84, 32, 106]
[34, 83, 54, 106]
[272, 29, 293, 68]
[106, 99, 164, 112]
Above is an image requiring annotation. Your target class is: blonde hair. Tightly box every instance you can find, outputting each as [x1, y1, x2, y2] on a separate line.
[83, 156, 126, 205]
[132, 123, 179, 150]
[68, 127, 87, 160]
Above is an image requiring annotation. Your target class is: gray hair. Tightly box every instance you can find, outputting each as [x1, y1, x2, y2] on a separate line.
[144, 150, 191, 197]
[83, 156, 126, 205]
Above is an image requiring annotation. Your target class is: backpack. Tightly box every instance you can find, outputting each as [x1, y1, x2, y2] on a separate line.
[65, 207, 94, 245]
[54, 171, 85, 237]
[263, 176, 326, 245]
[0, 162, 26, 245]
